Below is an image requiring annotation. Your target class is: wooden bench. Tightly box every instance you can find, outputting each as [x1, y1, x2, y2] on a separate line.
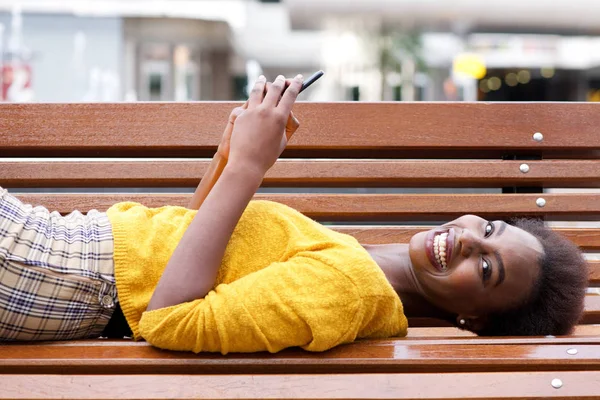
[0, 102, 599, 399]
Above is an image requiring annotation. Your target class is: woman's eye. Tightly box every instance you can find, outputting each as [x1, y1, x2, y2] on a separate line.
[482, 259, 492, 281]
[484, 221, 494, 237]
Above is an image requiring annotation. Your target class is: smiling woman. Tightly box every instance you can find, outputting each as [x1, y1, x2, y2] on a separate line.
[396, 216, 588, 336]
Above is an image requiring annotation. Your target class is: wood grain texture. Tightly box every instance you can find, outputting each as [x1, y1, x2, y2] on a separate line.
[2, 160, 600, 188]
[2, 102, 600, 157]
[1, 372, 599, 399]
[1, 339, 599, 375]
[589, 261, 600, 286]
[404, 325, 600, 338]
[12, 193, 600, 221]
[581, 295, 600, 324]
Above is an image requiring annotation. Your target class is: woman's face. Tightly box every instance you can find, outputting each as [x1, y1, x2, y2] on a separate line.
[409, 215, 543, 322]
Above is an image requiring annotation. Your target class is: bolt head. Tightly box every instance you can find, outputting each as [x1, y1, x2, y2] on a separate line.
[533, 132, 544, 142]
[519, 163, 530, 173]
[536, 198, 546, 207]
[551, 379, 563, 389]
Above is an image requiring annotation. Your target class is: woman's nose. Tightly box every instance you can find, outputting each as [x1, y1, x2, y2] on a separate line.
[459, 229, 481, 257]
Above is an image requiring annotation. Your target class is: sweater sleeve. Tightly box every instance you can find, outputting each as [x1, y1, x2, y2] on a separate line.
[138, 255, 362, 354]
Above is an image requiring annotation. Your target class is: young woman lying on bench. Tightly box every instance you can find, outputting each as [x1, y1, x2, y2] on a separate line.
[0, 75, 589, 353]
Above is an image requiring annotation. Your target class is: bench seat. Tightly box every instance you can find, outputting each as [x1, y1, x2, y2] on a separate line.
[1, 102, 598, 399]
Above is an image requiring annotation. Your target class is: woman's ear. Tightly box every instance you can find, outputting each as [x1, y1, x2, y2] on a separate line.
[456, 315, 488, 333]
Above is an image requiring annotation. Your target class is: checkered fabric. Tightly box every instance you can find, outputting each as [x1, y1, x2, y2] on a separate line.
[0, 187, 117, 341]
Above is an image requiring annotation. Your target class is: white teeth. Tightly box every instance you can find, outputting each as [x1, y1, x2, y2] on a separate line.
[434, 232, 449, 270]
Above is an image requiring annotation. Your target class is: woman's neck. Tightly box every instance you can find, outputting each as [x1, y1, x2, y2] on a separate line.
[362, 243, 454, 321]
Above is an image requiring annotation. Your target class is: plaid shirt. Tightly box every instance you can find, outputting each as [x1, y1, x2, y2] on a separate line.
[0, 187, 117, 341]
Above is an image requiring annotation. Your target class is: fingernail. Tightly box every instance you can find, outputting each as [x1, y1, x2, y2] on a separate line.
[258, 75, 266, 81]
[295, 74, 303, 81]
[277, 75, 285, 81]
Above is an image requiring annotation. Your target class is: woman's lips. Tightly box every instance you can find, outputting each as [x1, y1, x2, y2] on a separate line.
[425, 229, 443, 271]
[425, 228, 455, 272]
[446, 228, 455, 268]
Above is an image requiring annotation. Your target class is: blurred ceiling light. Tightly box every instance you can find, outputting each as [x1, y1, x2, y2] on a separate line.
[541, 67, 555, 79]
[487, 77, 502, 91]
[517, 70, 531, 84]
[453, 53, 487, 80]
[505, 72, 518, 87]
[339, 31, 360, 62]
[479, 79, 490, 93]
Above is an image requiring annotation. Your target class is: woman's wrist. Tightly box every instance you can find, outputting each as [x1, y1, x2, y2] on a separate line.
[224, 160, 266, 184]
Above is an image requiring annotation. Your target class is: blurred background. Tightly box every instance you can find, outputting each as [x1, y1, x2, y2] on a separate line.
[2, 0, 600, 103]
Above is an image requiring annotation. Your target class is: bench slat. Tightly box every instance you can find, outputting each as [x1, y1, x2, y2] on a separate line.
[9, 193, 600, 287]
[2, 103, 600, 158]
[3, 160, 600, 188]
[333, 227, 600, 250]
[14, 193, 600, 221]
[1, 372, 599, 399]
[405, 325, 600, 338]
[581, 295, 600, 323]
[1, 340, 599, 375]
[410, 293, 598, 325]
[587, 261, 599, 286]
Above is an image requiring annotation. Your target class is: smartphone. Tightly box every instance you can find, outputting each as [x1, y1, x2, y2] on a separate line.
[299, 70, 324, 93]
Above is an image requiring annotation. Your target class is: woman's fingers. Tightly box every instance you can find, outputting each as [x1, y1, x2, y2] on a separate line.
[285, 111, 300, 140]
[278, 74, 303, 114]
[263, 81, 300, 140]
[228, 106, 245, 125]
[247, 75, 267, 108]
[263, 75, 287, 107]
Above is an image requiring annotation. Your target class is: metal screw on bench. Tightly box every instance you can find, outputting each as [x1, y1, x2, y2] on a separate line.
[567, 348, 578, 355]
[551, 379, 563, 389]
[536, 198, 546, 207]
[533, 132, 544, 142]
[519, 164, 530, 173]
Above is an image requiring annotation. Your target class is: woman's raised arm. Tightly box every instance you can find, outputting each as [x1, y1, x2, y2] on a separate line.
[147, 74, 303, 311]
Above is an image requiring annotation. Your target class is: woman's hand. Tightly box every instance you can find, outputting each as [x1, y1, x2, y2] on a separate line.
[190, 77, 300, 210]
[217, 83, 301, 161]
[227, 74, 303, 175]
[216, 109, 300, 161]
[216, 105, 245, 160]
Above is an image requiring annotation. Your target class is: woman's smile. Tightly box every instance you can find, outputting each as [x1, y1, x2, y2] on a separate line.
[409, 215, 544, 317]
[425, 228, 455, 273]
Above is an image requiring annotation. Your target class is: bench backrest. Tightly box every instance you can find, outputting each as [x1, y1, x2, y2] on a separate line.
[1, 102, 598, 329]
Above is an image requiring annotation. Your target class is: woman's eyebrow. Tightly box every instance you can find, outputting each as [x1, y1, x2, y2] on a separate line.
[493, 250, 506, 287]
[492, 221, 507, 287]
[496, 221, 507, 236]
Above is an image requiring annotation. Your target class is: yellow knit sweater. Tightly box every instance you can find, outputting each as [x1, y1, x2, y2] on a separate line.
[106, 200, 407, 354]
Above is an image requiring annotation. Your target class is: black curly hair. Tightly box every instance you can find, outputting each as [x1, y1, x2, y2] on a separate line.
[475, 218, 589, 336]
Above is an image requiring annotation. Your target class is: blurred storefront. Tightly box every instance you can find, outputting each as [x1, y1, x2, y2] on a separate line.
[0, 11, 122, 102]
[286, 0, 600, 102]
[0, 0, 321, 102]
[2, 0, 600, 102]
[123, 17, 233, 101]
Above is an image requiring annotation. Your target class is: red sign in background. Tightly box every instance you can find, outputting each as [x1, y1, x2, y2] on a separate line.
[1, 64, 32, 101]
